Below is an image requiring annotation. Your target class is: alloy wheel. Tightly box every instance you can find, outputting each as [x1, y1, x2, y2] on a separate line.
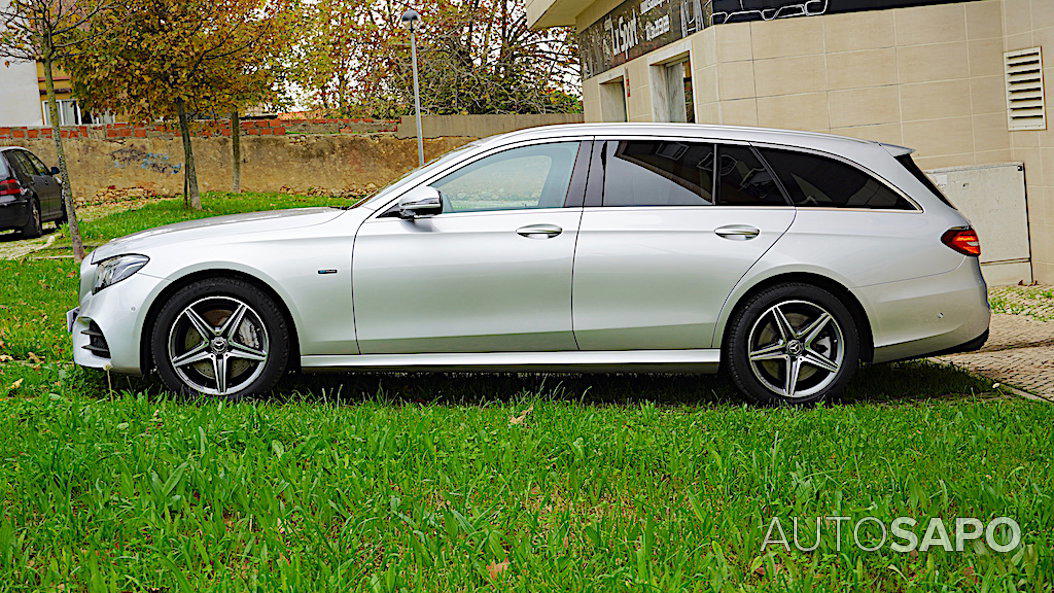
[746, 299, 845, 399]
[166, 296, 269, 396]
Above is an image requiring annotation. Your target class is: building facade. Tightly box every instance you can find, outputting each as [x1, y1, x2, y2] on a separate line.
[527, 0, 1053, 283]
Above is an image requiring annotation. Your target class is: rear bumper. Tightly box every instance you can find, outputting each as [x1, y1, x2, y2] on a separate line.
[0, 199, 30, 229]
[860, 258, 990, 364]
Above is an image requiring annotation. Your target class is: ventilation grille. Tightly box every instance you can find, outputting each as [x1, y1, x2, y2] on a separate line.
[1004, 47, 1046, 131]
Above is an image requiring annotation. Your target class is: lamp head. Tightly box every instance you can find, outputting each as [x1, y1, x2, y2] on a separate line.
[400, 9, 422, 31]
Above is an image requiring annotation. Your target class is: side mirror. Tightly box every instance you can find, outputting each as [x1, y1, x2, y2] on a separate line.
[49, 166, 60, 176]
[397, 186, 442, 219]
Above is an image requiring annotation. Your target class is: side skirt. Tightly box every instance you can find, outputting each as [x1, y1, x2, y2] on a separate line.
[301, 349, 721, 373]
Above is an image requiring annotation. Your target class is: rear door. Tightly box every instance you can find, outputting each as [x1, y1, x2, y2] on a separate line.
[22, 151, 62, 219]
[571, 139, 795, 350]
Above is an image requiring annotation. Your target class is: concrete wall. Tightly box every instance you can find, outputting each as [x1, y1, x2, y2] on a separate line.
[1004, 0, 1054, 281]
[578, 0, 1054, 283]
[395, 113, 585, 139]
[0, 135, 472, 200]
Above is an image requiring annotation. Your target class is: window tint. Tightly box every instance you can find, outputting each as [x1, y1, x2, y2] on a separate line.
[896, 153, 953, 209]
[432, 142, 579, 213]
[715, 145, 787, 206]
[25, 152, 48, 175]
[6, 151, 34, 178]
[760, 148, 916, 210]
[602, 140, 714, 206]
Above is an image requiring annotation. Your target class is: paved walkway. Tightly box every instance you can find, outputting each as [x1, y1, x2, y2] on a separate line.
[938, 313, 1054, 401]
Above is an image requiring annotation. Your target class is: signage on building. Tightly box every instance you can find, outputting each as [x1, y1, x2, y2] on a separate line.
[580, 0, 979, 78]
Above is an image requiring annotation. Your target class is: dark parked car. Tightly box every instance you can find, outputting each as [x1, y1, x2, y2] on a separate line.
[0, 146, 66, 238]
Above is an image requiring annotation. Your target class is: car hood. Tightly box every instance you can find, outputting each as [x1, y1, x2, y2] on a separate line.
[90, 207, 349, 262]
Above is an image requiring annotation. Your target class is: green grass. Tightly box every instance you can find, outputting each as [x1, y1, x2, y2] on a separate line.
[989, 284, 1054, 322]
[0, 193, 1052, 592]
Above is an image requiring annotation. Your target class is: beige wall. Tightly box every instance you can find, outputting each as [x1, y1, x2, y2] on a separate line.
[579, 0, 1054, 282]
[1003, 0, 1054, 281]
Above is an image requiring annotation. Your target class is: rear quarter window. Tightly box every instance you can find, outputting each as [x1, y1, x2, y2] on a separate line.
[0, 153, 9, 178]
[896, 153, 956, 209]
[759, 148, 917, 211]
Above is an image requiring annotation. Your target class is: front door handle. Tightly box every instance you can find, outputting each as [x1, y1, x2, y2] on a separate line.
[516, 224, 563, 239]
[715, 224, 760, 240]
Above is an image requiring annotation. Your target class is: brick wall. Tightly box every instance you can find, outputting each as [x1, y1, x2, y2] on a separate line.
[0, 117, 399, 142]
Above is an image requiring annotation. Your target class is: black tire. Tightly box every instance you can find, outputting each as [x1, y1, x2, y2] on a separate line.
[724, 283, 860, 405]
[20, 198, 42, 238]
[151, 278, 290, 400]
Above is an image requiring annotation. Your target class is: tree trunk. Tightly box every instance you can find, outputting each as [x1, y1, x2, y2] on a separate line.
[43, 59, 86, 263]
[176, 99, 201, 209]
[230, 110, 241, 193]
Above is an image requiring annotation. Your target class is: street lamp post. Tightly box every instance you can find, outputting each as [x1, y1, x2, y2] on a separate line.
[400, 9, 425, 167]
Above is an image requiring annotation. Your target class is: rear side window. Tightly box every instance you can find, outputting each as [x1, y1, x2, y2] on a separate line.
[896, 153, 955, 209]
[715, 145, 788, 206]
[602, 140, 714, 206]
[0, 153, 10, 178]
[5, 151, 33, 179]
[759, 148, 917, 210]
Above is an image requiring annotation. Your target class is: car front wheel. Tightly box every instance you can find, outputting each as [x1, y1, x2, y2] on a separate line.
[725, 283, 859, 405]
[151, 278, 289, 399]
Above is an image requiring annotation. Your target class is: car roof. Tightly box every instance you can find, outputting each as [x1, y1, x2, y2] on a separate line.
[479, 123, 913, 156]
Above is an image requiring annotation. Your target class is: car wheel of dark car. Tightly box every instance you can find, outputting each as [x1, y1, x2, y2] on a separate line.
[20, 198, 42, 238]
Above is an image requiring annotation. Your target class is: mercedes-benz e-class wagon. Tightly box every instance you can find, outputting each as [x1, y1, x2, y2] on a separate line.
[68, 124, 990, 404]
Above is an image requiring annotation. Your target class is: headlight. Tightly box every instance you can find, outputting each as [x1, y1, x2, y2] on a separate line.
[93, 254, 149, 293]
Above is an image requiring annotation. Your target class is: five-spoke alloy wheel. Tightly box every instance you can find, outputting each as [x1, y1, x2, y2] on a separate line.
[152, 278, 289, 399]
[726, 283, 859, 405]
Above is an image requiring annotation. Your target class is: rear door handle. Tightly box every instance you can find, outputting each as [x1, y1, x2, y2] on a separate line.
[516, 224, 563, 239]
[715, 224, 760, 240]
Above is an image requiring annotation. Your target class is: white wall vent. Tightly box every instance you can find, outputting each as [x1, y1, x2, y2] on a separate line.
[1004, 47, 1046, 131]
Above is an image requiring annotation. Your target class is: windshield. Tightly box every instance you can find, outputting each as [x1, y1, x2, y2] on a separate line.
[354, 142, 482, 209]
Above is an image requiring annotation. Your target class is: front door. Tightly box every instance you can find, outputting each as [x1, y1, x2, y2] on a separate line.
[353, 140, 588, 354]
[572, 139, 795, 350]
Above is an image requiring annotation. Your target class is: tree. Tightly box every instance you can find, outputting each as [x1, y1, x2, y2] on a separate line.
[291, 0, 580, 118]
[0, 0, 112, 263]
[68, 0, 294, 209]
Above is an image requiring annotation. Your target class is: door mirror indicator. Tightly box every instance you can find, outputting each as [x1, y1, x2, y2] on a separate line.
[397, 186, 442, 219]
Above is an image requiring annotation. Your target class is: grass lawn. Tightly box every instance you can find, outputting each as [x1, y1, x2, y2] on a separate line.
[0, 193, 1051, 592]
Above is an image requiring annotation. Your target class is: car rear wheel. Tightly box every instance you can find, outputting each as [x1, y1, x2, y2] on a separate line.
[151, 278, 289, 399]
[725, 283, 859, 405]
[20, 198, 42, 238]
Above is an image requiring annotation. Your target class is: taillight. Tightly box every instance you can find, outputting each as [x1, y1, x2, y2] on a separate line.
[942, 227, 981, 257]
[0, 178, 20, 197]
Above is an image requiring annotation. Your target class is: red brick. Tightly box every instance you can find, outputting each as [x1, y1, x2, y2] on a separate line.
[12, 130, 25, 138]
[272, 127, 286, 135]
[259, 128, 273, 135]
[26, 129, 39, 139]
[134, 128, 146, 138]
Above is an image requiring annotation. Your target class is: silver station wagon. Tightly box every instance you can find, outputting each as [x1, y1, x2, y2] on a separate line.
[69, 123, 990, 404]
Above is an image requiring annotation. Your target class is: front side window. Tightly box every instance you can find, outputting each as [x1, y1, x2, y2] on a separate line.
[760, 148, 916, 210]
[715, 145, 787, 206]
[25, 152, 49, 175]
[431, 142, 580, 213]
[602, 140, 714, 207]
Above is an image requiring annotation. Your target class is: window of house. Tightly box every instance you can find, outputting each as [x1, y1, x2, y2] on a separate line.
[602, 140, 714, 206]
[759, 148, 916, 210]
[41, 99, 115, 126]
[715, 145, 787, 206]
[431, 142, 580, 213]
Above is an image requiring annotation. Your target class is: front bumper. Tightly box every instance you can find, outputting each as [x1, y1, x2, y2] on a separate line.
[69, 272, 170, 374]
